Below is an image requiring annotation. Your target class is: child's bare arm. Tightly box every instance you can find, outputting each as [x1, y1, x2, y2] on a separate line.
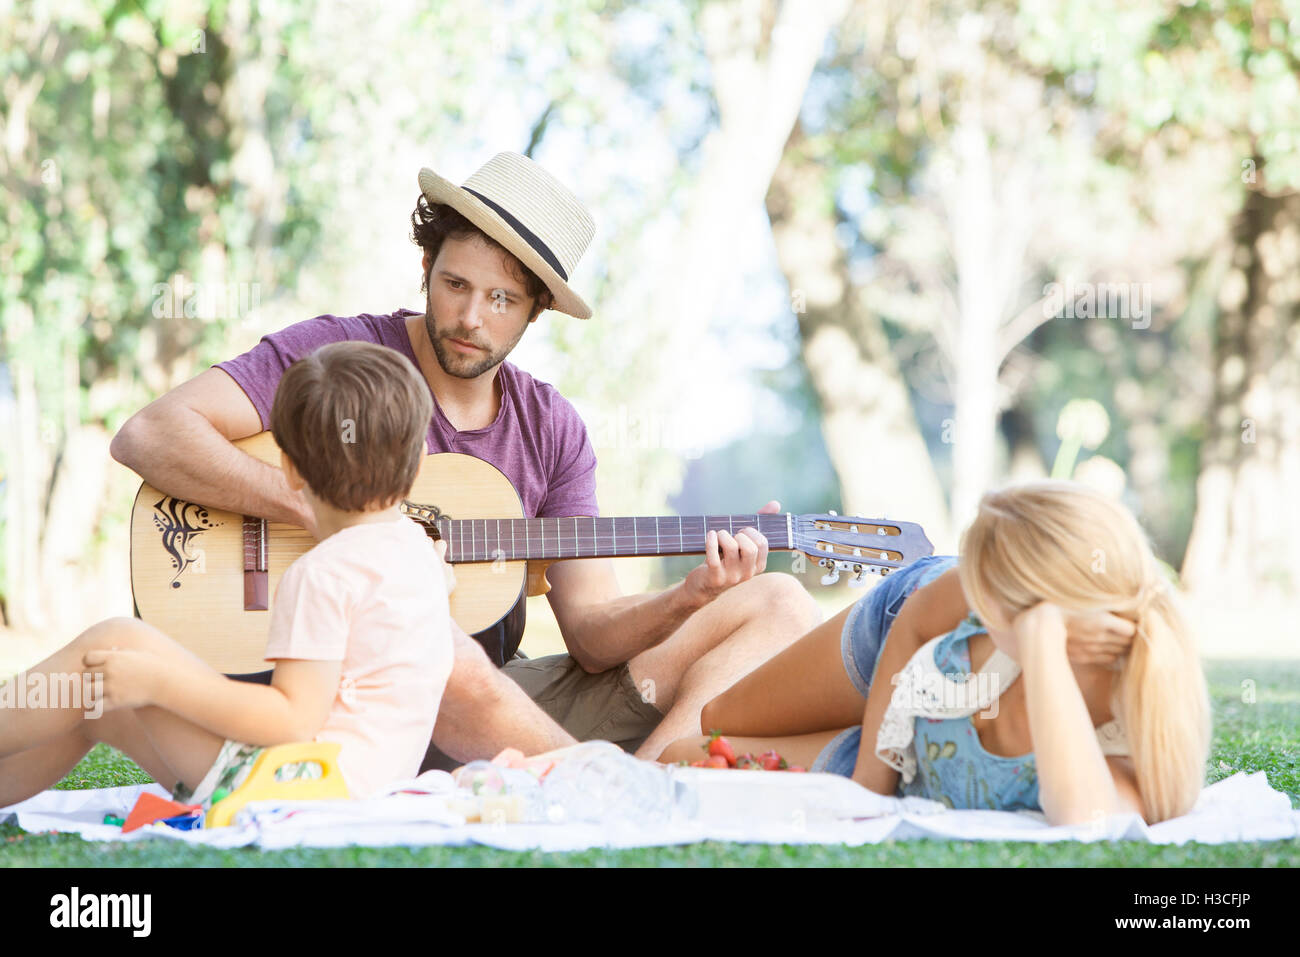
[850, 569, 969, 793]
[87, 648, 340, 745]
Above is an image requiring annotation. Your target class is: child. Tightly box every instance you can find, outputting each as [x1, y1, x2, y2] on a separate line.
[659, 481, 1211, 826]
[0, 341, 454, 810]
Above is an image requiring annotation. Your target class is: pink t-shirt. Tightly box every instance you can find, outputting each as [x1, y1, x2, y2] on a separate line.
[262, 516, 453, 798]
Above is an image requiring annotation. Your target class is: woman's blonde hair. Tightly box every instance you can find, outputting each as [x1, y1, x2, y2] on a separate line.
[956, 480, 1210, 823]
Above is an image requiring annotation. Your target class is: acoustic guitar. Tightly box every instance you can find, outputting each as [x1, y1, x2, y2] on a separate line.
[130, 432, 934, 674]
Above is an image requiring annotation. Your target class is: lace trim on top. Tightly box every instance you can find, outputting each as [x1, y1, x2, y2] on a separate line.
[875, 621, 1129, 784]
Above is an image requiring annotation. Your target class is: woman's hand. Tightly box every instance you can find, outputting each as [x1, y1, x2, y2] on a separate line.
[81, 648, 163, 712]
[1013, 601, 1067, 653]
[1061, 609, 1135, 666]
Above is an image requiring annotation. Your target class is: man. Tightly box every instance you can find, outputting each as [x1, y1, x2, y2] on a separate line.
[111, 152, 822, 765]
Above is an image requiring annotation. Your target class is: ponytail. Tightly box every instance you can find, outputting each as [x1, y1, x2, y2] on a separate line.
[1117, 585, 1211, 823]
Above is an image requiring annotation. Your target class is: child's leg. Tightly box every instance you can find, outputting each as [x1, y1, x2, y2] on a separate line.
[0, 732, 96, 808]
[0, 617, 234, 804]
[695, 604, 864, 739]
[0, 616, 224, 757]
[658, 729, 847, 769]
[0, 695, 224, 808]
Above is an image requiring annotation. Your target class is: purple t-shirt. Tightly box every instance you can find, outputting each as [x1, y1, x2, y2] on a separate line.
[216, 309, 598, 519]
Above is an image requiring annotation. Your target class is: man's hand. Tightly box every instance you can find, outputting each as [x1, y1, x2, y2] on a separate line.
[681, 500, 780, 607]
[81, 648, 163, 712]
[1062, 609, 1136, 666]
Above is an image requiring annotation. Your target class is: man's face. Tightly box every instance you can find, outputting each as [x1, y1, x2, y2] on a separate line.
[423, 234, 542, 379]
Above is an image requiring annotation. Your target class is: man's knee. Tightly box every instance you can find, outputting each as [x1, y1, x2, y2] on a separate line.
[746, 573, 821, 629]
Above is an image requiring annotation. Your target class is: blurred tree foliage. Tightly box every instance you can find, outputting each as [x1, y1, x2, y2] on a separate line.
[1019, 0, 1300, 595]
[1, 0, 338, 627]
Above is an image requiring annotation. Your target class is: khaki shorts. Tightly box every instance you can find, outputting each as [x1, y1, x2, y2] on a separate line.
[501, 654, 663, 753]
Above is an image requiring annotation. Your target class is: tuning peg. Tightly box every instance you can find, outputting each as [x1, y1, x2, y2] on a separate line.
[848, 565, 869, 587]
[819, 559, 840, 586]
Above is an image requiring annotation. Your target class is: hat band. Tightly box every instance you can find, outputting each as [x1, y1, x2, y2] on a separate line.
[462, 187, 568, 281]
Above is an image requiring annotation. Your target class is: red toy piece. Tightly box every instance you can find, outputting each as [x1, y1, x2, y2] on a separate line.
[122, 792, 202, 833]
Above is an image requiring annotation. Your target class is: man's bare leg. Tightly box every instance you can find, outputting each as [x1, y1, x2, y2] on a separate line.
[630, 572, 823, 760]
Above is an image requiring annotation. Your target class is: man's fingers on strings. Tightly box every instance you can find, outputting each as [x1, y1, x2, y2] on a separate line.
[718, 530, 740, 569]
[740, 526, 768, 573]
[705, 530, 722, 571]
[735, 530, 760, 576]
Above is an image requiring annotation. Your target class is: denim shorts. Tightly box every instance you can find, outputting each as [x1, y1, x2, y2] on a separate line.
[812, 554, 958, 776]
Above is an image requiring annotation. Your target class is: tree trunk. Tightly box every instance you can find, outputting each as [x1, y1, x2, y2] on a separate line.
[766, 130, 952, 548]
[660, 0, 850, 335]
[1182, 186, 1300, 601]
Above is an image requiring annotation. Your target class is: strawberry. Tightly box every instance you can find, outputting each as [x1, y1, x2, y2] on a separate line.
[703, 754, 730, 769]
[758, 750, 783, 771]
[785, 765, 807, 773]
[706, 732, 738, 767]
[689, 760, 707, 768]
[736, 754, 762, 770]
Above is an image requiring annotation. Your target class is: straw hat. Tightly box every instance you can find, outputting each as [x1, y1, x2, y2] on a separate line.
[418, 152, 596, 319]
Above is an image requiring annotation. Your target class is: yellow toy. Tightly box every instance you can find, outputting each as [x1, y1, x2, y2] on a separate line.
[206, 741, 350, 828]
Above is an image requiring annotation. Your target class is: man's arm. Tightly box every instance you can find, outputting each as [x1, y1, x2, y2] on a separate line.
[430, 622, 578, 761]
[544, 520, 771, 674]
[110, 367, 313, 529]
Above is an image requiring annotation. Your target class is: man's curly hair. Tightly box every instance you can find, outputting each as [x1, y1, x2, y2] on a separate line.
[410, 195, 553, 314]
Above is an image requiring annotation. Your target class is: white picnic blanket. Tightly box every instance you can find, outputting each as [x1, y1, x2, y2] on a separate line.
[2, 768, 1296, 850]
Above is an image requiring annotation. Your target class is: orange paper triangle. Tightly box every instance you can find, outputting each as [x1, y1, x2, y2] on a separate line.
[122, 792, 201, 833]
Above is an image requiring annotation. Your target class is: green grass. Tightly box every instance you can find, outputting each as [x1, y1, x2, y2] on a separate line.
[2, 660, 1296, 867]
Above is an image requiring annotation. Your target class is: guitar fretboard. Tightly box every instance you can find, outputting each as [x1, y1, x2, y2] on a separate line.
[433, 514, 793, 563]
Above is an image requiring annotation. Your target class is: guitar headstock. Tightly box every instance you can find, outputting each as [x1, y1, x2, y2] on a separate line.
[793, 514, 934, 586]
[401, 500, 443, 539]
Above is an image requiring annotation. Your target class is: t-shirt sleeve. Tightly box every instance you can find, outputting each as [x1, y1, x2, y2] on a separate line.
[537, 395, 599, 518]
[215, 315, 357, 431]
[263, 560, 353, 662]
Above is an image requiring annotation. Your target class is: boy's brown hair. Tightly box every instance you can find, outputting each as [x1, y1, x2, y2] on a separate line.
[270, 341, 432, 511]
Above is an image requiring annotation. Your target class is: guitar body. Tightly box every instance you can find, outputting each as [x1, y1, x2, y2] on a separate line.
[130, 432, 527, 675]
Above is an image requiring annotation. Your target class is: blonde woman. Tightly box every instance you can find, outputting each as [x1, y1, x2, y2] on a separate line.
[659, 481, 1211, 826]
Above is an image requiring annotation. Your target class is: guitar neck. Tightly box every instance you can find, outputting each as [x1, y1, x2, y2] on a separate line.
[435, 514, 793, 563]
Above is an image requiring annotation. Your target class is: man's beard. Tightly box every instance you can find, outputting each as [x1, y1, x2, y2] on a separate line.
[424, 311, 525, 380]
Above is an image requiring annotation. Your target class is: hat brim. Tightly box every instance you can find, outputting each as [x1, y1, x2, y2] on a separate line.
[418, 167, 591, 320]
